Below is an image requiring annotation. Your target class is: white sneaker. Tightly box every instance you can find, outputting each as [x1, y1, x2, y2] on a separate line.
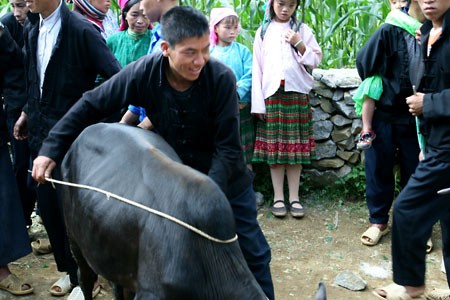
[442, 258, 447, 274]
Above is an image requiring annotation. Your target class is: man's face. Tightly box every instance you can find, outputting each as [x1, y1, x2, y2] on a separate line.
[418, 0, 450, 22]
[10, 0, 29, 26]
[25, 0, 48, 15]
[162, 33, 210, 90]
[140, 0, 160, 22]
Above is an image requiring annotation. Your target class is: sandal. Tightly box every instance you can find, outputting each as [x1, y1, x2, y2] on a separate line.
[360, 226, 389, 246]
[50, 274, 75, 296]
[31, 238, 52, 255]
[425, 288, 450, 300]
[373, 283, 425, 299]
[271, 200, 287, 217]
[289, 200, 305, 218]
[67, 282, 102, 300]
[0, 273, 33, 295]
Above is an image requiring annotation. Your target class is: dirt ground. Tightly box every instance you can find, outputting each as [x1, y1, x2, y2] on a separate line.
[2, 199, 448, 300]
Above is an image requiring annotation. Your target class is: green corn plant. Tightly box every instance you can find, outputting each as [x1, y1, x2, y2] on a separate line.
[0, 0, 391, 68]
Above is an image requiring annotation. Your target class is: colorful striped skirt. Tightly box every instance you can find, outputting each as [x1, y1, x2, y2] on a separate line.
[239, 104, 255, 164]
[252, 86, 316, 165]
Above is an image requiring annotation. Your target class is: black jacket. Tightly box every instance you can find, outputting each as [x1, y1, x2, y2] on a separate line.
[418, 9, 450, 161]
[23, 2, 121, 153]
[0, 25, 23, 145]
[356, 23, 416, 123]
[0, 14, 27, 111]
[39, 53, 252, 198]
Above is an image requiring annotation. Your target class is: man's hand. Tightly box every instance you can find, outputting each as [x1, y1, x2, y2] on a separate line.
[406, 92, 424, 116]
[32, 156, 57, 183]
[13, 111, 28, 140]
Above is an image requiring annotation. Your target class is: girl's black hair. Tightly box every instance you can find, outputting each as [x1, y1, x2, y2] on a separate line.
[269, 0, 301, 23]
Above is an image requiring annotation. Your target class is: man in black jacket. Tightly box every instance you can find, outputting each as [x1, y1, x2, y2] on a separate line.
[1, 0, 37, 227]
[13, 0, 121, 296]
[0, 22, 34, 297]
[32, 6, 274, 300]
[374, 0, 450, 298]
[356, 1, 423, 247]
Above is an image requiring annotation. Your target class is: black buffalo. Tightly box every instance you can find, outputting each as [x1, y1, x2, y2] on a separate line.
[59, 123, 267, 300]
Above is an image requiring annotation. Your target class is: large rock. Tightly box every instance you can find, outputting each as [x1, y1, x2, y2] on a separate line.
[312, 107, 331, 121]
[313, 81, 334, 99]
[313, 68, 361, 89]
[315, 140, 337, 160]
[312, 158, 345, 169]
[337, 136, 355, 151]
[313, 120, 333, 141]
[331, 127, 352, 142]
[320, 99, 336, 114]
[331, 115, 352, 127]
[334, 101, 358, 119]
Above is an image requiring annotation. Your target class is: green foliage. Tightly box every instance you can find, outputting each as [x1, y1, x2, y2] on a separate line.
[184, 0, 390, 68]
[0, 0, 390, 68]
[334, 164, 367, 199]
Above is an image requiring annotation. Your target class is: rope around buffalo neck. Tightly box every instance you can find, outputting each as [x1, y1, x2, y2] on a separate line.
[44, 177, 238, 244]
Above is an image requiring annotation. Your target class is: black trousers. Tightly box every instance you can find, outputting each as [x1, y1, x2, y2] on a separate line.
[392, 149, 450, 287]
[0, 134, 31, 265]
[365, 112, 419, 225]
[5, 105, 36, 226]
[32, 152, 79, 285]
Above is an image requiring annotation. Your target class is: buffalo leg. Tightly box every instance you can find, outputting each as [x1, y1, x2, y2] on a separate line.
[69, 239, 97, 300]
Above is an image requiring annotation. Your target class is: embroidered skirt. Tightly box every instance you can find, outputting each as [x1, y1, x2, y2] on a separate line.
[252, 87, 316, 165]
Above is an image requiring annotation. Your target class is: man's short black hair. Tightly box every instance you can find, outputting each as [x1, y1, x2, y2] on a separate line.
[161, 6, 209, 47]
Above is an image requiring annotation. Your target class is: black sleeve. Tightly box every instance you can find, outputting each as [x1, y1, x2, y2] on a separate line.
[207, 63, 242, 193]
[38, 57, 153, 163]
[0, 25, 23, 75]
[356, 25, 389, 80]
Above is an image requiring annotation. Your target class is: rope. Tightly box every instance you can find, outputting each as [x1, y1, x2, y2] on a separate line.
[44, 177, 238, 244]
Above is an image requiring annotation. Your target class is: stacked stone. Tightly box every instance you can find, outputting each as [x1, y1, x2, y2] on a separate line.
[305, 68, 363, 186]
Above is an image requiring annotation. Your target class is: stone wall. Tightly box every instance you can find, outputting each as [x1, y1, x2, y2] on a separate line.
[304, 68, 363, 186]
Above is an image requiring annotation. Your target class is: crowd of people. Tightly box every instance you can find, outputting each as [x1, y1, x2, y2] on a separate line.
[1, 0, 450, 299]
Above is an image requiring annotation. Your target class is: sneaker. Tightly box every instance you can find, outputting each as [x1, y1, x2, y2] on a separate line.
[357, 130, 376, 150]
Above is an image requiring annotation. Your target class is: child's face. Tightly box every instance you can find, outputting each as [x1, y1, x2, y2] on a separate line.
[215, 18, 238, 46]
[390, 0, 408, 11]
[272, 0, 297, 23]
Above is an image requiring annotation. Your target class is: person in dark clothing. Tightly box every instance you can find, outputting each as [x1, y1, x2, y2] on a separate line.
[374, 0, 450, 298]
[356, 0, 423, 247]
[1, 0, 38, 227]
[32, 6, 275, 300]
[0, 22, 34, 297]
[12, 0, 121, 296]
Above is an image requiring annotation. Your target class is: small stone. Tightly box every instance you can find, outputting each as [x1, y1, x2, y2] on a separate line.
[333, 270, 367, 291]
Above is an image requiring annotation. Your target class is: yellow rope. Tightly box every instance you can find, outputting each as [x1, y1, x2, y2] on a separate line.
[45, 177, 238, 244]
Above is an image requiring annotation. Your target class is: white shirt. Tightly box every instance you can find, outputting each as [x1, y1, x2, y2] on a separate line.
[37, 1, 62, 96]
